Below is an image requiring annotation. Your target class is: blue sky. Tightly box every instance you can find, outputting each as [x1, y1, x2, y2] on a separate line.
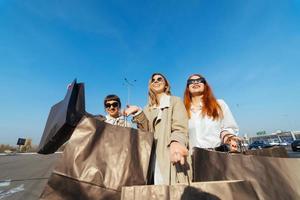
[1, 0, 300, 145]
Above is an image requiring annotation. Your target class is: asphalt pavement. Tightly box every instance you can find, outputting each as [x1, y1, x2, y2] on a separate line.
[0, 153, 61, 200]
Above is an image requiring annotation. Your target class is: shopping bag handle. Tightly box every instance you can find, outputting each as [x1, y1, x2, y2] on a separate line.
[173, 160, 191, 186]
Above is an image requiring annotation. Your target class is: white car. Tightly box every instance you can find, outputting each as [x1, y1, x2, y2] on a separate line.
[279, 142, 289, 146]
[269, 141, 280, 146]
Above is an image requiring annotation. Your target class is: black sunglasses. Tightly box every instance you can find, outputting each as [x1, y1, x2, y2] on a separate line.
[105, 102, 119, 108]
[187, 77, 206, 85]
[151, 77, 164, 83]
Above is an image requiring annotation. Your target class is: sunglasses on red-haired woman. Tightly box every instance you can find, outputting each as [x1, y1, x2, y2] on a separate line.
[187, 77, 206, 85]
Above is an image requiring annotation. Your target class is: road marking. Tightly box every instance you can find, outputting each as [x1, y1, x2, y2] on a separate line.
[0, 184, 24, 199]
[0, 180, 10, 187]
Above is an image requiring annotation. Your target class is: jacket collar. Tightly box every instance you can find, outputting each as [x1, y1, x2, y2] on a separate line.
[105, 114, 124, 123]
[153, 94, 170, 127]
[151, 93, 170, 109]
[159, 93, 170, 109]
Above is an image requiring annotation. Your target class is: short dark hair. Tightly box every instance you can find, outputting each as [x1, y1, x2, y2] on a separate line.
[104, 94, 121, 108]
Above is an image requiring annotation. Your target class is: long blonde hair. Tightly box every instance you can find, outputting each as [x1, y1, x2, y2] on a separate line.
[148, 73, 171, 106]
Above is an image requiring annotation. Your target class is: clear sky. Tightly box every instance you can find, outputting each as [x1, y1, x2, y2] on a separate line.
[1, 0, 300, 145]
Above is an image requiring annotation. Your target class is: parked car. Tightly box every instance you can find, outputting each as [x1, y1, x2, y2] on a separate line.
[270, 141, 289, 146]
[291, 139, 300, 152]
[279, 142, 289, 146]
[248, 141, 273, 150]
[269, 141, 280, 146]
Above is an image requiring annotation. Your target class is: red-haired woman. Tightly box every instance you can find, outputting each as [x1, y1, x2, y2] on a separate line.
[183, 74, 240, 152]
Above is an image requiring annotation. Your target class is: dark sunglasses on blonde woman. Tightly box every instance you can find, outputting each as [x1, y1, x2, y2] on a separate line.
[151, 77, 164, 83]
[105, 102, 119, 108]
[187, 77, 206, 85]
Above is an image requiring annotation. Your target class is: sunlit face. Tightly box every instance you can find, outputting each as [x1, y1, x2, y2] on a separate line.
[150, 74, 166, 94]
[188, 75, 205, 95]
[105, 100, 120, 118]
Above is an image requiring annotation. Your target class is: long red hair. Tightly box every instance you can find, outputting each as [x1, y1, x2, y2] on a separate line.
[183, 74, 223, 120]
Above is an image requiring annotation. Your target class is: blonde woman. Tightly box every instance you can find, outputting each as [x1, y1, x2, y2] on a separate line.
[125, 73, 190, 185]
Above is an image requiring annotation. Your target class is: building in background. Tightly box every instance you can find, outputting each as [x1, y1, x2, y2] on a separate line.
[248, 130, 300, 145]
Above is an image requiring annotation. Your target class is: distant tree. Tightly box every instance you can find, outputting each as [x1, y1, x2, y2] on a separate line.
[28, 144, 38, 152]
[0, 144, 17, 153]
[256, 131, 267, 135]
[20, 139, 32, 152]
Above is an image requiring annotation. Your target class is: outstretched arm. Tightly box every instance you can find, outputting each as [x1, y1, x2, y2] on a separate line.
[124, 105, 149, 131]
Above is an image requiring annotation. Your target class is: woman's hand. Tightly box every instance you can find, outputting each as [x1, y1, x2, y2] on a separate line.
[169, 141, 188, 165]
[221, 131, 241, 152]
[124, 105, 140, 116]
[227, 136, 241, 152]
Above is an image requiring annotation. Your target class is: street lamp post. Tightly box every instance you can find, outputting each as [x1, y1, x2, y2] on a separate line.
[123, 78, 136, 105]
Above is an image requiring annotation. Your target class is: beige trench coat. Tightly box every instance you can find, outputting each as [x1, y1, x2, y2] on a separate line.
[133, 95, 191, 185]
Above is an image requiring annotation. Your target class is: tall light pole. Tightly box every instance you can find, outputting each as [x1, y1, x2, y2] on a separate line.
[123, 78, 136, 105]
